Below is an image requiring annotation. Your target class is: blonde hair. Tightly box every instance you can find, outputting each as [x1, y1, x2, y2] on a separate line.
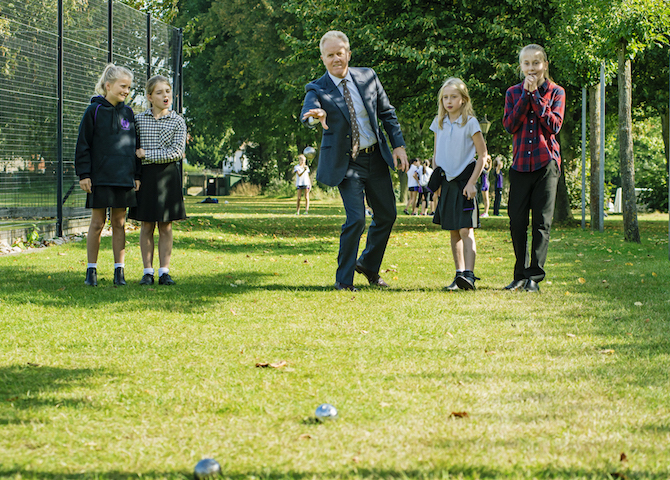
[519, 44, 553, 82]
[297, 154, 306, 163]
[320, 30, 350, 55]
[95, 63, 133, 96]
[436, 77, 475, 129]
[146, 75, 171, 96]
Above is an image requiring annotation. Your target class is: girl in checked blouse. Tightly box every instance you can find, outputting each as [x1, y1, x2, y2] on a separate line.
[129, 75, 187, 286]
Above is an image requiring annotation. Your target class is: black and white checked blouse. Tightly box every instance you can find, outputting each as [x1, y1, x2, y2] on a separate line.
[136, 109, 187, 165]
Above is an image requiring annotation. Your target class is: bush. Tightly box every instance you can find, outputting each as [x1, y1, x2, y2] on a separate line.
[230, 182, 262, 196]
[263, 178, 295, 197]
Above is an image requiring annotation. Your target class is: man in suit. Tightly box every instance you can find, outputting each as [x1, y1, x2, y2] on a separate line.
[301, 30, 408, 292]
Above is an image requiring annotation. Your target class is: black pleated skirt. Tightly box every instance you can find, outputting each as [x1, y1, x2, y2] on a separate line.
[432, 162, 480, 231]
[86, 185, 137, 209]
[129, 162, 186, 222]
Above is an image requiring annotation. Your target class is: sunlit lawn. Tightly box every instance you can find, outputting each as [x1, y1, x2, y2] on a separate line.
[1, 196, 669, 479]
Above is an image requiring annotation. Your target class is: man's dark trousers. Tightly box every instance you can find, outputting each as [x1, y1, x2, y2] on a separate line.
[336, 148, 396, 286]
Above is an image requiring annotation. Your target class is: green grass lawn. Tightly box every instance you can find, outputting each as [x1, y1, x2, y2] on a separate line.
[1, 196, 669, 479]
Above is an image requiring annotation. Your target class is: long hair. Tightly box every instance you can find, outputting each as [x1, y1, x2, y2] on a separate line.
[436, 77, 475, 129]
[95, 63, 133, 96]
[518, 44, 553, 83]
[146, 75, 171, 96]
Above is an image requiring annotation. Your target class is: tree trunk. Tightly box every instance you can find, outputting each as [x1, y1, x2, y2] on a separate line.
[554, 115, 575, 223]
[398, 171, 408, 203]
[589, 84, 602, 230]
[618, 40, 640, 243]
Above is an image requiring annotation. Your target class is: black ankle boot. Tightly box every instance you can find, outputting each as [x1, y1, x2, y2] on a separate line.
[84, 267, 97, 286]
[455, 270, 479, 291]
[113, 267, 126, 286]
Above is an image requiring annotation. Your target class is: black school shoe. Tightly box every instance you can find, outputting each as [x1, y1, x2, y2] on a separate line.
[455, 270, 479, 291]
[159, 273, 176, 285]
[113, 267, 126, 286]
[443, 272, 463, 291]
[84, 267, 97, 286]
[139, 273, 154, 285]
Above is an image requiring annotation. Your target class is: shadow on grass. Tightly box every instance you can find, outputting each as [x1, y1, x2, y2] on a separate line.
[0, 465, 645, 480]
[0, 364, 106, 423]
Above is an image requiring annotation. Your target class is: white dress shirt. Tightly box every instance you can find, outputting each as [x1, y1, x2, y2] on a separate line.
[328, 71, 377, 149]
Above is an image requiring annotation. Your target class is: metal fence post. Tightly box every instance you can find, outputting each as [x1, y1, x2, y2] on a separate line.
[108, 0, 113, 63]
[599, 63, 605, 233]
[57, 0, 64, 237]
[147, 13, 152, 80]
[581, 87, 586, 230]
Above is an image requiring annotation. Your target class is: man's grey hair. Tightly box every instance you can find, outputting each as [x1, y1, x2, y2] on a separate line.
[319, 30, 350, 55]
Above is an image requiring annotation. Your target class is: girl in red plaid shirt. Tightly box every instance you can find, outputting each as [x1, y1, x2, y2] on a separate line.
[502, 44, 565, 293]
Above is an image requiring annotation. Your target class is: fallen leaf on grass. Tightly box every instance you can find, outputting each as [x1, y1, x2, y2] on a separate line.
[566, 333, 576, 338]
[380, 402, 391, 408]
[382, 268, 397, 273]
[625, 262, 634, 266]
[446, 332, 454, 338]
[634, 302, 642, 306]
[57, 287, 66, 291]
[485, 350, 496, 355]
[6, 397, 19, 402]
[361, 330, 368, 334]
[352, 456, 360, 463]
[599, 349, 615, 355]
[620, 452, 627, 462]
[577, 277, 586, 284]
[450, 411, 468, 418]
[652, 272, 657, 277]
[27, 362, 41, 367]
[255, 360, 288, 369]
[230, 309, 237, 315]
[303, 259, 309, 264]
[299, 433, 313, 440]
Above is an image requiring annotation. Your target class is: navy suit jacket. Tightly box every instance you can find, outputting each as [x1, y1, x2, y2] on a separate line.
[300, 67, 405, 187]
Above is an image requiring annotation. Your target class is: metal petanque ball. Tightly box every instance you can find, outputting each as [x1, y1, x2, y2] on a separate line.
[315, 403, 338, 422]
[303, 146, 317, 160]
[194, 458, 221, 479]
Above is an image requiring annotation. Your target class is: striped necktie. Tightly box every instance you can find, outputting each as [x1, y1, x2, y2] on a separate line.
[341, 79, 360, 160]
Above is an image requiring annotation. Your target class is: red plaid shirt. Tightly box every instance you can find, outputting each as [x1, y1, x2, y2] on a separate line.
[503, 80, 565, 173]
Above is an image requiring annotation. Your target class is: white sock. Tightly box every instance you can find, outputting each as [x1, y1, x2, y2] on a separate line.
[158, 267, 169, 277]
[114, 263, 124, 269]
[87, 263, 97, 269]
[144, 268, 155, 275]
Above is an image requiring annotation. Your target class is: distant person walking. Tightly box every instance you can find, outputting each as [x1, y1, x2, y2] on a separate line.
[479, 155, 491, 218]
[293, 154, 311, 215]
[492, 156, 504, 216]
[129, 75, 187, 286]
[503, 44, 565, 293]
[301, 30, 408, 292]
[430, 77, 489, 291]
[75, 64, 141, 287]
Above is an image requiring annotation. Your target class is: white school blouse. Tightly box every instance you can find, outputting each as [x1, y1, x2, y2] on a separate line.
[430, 115, 481, 181]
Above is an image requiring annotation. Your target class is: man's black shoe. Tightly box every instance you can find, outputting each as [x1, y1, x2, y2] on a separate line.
[524, 279, 540, 293]
[334, 282, 358, 292]
[355, 264, 389, 287]
[504, 279, 527, 291]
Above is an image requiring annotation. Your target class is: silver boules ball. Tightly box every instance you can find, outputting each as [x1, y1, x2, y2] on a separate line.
[315, 403, 338, 422]
[307, 116, 320, 126]
[303, 146, 316, 160]
[194, 458, 221, 479]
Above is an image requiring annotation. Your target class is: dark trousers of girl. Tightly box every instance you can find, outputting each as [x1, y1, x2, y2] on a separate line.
[507, 160, 559, 283]
[493, 188, 502, 215]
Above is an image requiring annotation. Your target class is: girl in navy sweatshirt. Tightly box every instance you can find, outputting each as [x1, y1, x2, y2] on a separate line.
[75, 64, 141, 287]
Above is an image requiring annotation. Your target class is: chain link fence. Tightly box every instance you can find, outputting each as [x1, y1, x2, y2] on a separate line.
[0, 0, 182, 237]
